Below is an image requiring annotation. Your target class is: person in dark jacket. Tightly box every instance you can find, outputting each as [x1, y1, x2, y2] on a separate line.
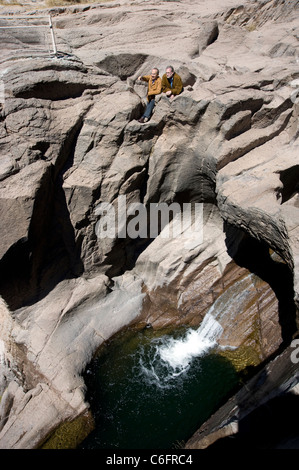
[161, 66, 183, 99]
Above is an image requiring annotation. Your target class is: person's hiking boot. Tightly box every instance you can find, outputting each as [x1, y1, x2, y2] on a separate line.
[138, 117, 149, 123]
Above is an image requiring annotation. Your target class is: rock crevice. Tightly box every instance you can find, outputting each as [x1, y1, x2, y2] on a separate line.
[0, 0, 298, 450]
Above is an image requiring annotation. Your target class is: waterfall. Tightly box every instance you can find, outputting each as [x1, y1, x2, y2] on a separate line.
[81, 309, 240, 449]
[81, 276, 252, 448]
[139, 313, 223, 388]
[139, 277, 258, 389]
[159, 313, 223, 370]
[209, 274, 254, 323]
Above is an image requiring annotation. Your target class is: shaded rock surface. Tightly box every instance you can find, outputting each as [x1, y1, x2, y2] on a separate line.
[186, 342, 299, 449]
[0, 0, 298, 449]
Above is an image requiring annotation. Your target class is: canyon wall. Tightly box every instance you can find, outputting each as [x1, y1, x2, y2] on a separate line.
[0, 0, 298, 448]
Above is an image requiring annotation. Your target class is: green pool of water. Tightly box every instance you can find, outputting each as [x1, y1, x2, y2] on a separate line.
[80, 323, 240, 449]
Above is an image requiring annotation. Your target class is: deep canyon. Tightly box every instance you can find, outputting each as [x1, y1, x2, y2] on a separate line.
[0, 0, 299, 449]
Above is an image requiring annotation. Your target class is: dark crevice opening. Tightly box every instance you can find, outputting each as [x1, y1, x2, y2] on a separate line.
[14, 81, 98, 101]
[224, 222, 298, 345]
[0, 123, 85, 311]
[278, 165, 299, 204]
[207, 392, 299, 449]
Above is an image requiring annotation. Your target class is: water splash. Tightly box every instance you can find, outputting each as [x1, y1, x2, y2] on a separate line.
[139, 313, 223, 388]
[159, 313, 223, 369]
[138, 277, 257, 389]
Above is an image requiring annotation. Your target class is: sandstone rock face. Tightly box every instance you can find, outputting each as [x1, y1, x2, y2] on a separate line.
[0, 0, 298, 449]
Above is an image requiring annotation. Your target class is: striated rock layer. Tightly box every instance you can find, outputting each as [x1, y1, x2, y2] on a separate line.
[0, 0, 298, 449]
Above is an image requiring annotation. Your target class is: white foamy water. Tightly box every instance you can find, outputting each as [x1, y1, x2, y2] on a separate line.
[159, 313, 223, 371]
[139, 313, 223, 387]
[139, 276, 256, 387]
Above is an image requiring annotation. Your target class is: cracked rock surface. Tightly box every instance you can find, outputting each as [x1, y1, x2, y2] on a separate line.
[0, 0, 298, 449]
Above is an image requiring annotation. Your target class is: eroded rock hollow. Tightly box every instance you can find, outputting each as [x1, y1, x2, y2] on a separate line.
[0, 0, 299, 449]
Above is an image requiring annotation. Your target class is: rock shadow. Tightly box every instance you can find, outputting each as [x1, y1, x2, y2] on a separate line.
[278, 165, 299, 204]
[0, 125, 84, 311]
[206, 391, 299, 449]
[0, 172, 84, 311]
[95, 53, 148, 81]
[224, 222, 298, 345]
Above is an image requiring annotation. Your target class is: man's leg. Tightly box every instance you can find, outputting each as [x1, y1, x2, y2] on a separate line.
[143, 99, 155, 119]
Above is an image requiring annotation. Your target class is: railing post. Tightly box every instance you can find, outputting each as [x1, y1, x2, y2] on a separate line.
[48, 15, 57, 55]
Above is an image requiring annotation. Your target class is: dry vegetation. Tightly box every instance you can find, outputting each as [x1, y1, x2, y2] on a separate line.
[0, 0, 111, 7]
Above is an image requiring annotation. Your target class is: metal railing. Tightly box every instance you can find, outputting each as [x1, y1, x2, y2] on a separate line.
[0, 14, 57, 56]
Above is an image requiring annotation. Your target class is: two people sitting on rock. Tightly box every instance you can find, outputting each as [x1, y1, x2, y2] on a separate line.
[137, 65, 183, 123]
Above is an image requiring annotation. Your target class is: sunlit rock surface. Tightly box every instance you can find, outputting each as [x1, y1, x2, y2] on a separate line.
[0, 0, 298, 449]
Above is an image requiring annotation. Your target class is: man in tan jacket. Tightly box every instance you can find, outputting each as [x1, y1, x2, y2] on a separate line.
[137, 68, 162, 123]
[161, 66, 183, 99]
